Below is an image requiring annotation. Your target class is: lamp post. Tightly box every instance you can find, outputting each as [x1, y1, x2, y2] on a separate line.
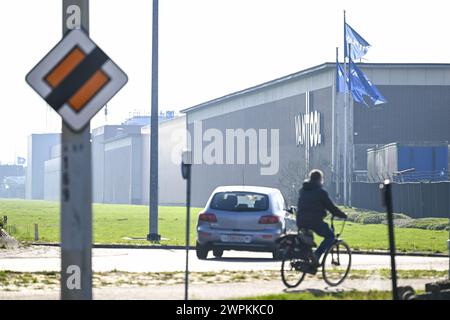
[148, 0, 161, 241]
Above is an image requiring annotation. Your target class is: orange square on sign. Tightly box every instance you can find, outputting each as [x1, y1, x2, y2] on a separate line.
[68, 70, 110, 111]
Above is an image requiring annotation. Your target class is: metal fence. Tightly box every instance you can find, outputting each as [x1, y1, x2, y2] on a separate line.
[351, 182, 450, 218]
[354, 170, 449, 183]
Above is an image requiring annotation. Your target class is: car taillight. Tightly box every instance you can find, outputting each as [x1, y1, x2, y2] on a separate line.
[258, 215, 280, 224]
[199, 212, 217, 223]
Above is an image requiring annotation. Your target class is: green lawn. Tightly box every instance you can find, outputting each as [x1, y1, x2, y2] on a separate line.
[322, 220, 448, 253]
[0, 199, 201, 246]
[0, 199, 448, 253]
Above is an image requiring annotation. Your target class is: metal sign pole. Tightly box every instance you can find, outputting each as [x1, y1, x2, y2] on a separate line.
[181, 151, 192, 301]
[148, 0, 161, 242]
[381, 180, 399, 300]
[61, 0, 92, 300]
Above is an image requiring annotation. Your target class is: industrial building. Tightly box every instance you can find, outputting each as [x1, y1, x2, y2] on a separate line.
[0, 165, 26, 199]
[22, 63, 450, 215]
[26, 113, 186, 206]
[93, 114, 185, 205]
[26, 134, 60, 200]
[182, 62, 450, 208]
[92, 124, 145, 204]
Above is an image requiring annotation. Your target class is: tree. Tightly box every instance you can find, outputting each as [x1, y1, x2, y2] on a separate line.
[277, 161, 306, 206]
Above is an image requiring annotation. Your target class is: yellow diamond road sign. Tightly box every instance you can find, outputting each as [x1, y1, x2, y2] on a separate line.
[26, 29, 128, 131]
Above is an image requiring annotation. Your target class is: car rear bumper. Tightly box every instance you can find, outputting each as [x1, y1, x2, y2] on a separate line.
[197, 225, 283, 252]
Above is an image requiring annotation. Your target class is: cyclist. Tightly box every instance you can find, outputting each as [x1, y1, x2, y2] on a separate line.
[296, 169, 347, 268]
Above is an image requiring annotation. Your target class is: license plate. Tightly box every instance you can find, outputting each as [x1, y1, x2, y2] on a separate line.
[221, 235, 251, 243]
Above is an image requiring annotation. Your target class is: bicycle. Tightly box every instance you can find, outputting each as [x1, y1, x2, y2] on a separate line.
[280, 216, 352, 288]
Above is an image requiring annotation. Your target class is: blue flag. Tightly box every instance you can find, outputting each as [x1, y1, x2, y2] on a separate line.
[336, 61, 347, 93]
[17, 157, 26, 165]
[345, 23, 371, 60]
[349, 59, 387, 106]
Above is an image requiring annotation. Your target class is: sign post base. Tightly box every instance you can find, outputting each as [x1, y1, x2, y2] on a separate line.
[147, 233, 161, 242]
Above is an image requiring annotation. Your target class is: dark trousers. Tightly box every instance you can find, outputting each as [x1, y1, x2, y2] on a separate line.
[299, 221, 335, 260]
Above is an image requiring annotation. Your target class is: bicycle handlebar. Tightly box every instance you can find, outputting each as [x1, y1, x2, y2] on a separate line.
[331, 215, 347, 238]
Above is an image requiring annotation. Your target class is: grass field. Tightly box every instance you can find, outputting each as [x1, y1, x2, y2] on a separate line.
[0, 199, 201, 246]
[0, 199, 448, 252]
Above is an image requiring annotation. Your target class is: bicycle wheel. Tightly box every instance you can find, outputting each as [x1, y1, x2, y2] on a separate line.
[281, 257, 306, 288]
[322, 240, 352, 287]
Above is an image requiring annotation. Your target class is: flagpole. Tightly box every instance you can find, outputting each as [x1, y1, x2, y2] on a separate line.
[347, 44, 353, 207]
[333, 47, 339, 201]
[343, 10, 348, 206]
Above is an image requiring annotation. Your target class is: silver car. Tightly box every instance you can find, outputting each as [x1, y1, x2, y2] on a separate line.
[196, 186, 297, 260]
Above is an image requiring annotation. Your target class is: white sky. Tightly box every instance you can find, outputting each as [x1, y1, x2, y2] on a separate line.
[1, 0, 450, 164]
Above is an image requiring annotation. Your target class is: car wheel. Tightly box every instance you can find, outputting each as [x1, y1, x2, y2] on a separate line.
[196, 242, 209, 260]
[272, 246, 283, 261]
[213, 249, 223, 258]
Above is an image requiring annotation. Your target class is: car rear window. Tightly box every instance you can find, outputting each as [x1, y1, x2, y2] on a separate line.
[210, 192, 269, 212]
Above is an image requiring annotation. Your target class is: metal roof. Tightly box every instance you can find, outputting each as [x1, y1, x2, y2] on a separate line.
[181, 62, 450, 114]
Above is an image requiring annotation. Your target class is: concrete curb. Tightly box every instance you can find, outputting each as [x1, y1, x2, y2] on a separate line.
[350, 250, 448, 258]
[29, 242, 449, 257]
[30, 242, 195, 250]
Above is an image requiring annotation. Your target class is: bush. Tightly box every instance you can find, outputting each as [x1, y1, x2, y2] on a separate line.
[345, 208, 448, 231]
[400, 218, 449, 231]
[346, 211, 412, 225]
[356, 213, 386, 224]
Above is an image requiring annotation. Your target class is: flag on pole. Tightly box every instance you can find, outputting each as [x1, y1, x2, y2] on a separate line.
[345, 23, 371, 60]
[349, 59, 388, 106]
[17, 157, 26, 165]
[336, 61, 347, 93]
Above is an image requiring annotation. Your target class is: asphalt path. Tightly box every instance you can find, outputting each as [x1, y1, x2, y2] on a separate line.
[0, 246, 448, 273]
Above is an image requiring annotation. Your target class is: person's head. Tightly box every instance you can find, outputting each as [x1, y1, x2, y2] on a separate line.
[309, 169, 324, 185]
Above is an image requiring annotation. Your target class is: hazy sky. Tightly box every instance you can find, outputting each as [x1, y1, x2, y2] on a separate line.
[1, 0, 450, 164]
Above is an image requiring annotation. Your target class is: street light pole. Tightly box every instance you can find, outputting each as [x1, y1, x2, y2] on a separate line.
[148, 0, 161, 241]
[181, 150, 192, 300]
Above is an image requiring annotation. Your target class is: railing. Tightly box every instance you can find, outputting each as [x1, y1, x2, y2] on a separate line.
[392, 170, 449, 183]
[363, 170, 449, 183]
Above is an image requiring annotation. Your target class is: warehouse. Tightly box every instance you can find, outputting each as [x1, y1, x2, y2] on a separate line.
[36, 113, 186, 206]
[182, 62, 450, 208]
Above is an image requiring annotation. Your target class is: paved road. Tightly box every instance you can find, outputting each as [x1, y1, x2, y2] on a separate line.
[0, 246, 448, 272]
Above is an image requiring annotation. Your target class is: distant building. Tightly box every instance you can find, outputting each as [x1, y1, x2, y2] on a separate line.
[121, 111, 175, 126]
[25, 134, 60, 200]
[122, 115, 151, 126]
[141, 115, 186, 206]
[1, 176, 26, 199]
[43, 144, 62, 201]
[92, 124, 144, 204]
[0, 165, 26, 199]
[37, 113, 185, 205]
[367, 142, 449, 183]
[0, 165, 25, 182]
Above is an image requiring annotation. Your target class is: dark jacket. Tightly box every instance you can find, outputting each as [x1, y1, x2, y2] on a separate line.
[296, 181, 347, 228]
